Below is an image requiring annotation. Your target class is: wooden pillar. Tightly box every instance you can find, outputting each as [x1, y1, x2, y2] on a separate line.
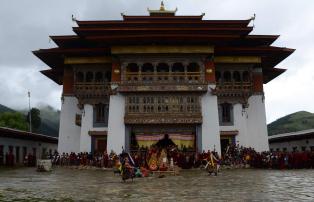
[111, 62, 121, 82]
[252, 68, 264, 93]
[63, 67, 74, 95]
[204, 60, 215, 84]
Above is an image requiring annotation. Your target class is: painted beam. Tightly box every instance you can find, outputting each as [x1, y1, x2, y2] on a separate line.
[111, 45, 214, 54]
[64, 56, 112, 64]
[214, 56, 261, 63]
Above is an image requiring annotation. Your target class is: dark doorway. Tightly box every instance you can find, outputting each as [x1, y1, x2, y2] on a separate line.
[92, 136, 107, 154]
[15, 146, 20, 164]
[97, 139, 107, 153]
[220, 139, 230, 155]
[0, 145, 3, 165]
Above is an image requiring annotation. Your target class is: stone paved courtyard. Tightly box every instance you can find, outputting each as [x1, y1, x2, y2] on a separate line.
[0, 167, 314, 201]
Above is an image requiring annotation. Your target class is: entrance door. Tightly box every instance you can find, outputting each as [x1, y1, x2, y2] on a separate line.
[220, 138, 230, 155]
[92, 136, 107, 154]
[97, 139, 107, 153]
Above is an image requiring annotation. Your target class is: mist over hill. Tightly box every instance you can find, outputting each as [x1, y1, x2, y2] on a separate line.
[0, 103, 59, 137]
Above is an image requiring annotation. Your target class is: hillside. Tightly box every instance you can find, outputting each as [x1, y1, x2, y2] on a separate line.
[37, 105, 60, 137]
[0, 104, 59, 137]
[268, 111, 314, 136]
[0, 104, 14, 113]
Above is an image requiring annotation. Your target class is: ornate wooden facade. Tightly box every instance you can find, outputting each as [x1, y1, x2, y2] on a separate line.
[33, 3, 294, 153]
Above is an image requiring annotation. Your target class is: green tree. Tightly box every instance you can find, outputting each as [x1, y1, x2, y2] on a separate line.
[27, 108, 41, 132]
[0, 112, 29, 131]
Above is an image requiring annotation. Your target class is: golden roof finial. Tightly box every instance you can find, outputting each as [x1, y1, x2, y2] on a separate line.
[147, 1, 177, 16]
[160, 1, 165, 11]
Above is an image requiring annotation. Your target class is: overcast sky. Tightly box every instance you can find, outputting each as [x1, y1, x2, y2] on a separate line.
[0, 0, 313, 123]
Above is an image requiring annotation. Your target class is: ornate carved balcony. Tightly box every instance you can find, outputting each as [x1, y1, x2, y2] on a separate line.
[214, 82, 253, 103]
[74, 82, 111, 105]
[124, 95, 202, 124]
[119, 72, 207, 92]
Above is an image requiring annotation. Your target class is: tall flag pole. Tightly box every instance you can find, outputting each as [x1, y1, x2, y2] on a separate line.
[28, 91, 32, 133]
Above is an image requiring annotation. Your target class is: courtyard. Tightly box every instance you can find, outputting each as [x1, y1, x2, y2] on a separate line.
[0, 167, 314, 201]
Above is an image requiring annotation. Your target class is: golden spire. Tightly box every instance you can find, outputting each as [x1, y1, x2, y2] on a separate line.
[147, 1, 177, 16]
[160, 1, 165, 11]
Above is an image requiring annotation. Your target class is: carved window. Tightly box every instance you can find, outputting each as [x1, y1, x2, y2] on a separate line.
[105, 71, 111, 82]
[126, 63, 139, 81]
[215, 71, 221, 83]
[143, 96, 154, 113]
[187, 63, 200, 82]
[172, 63, 185, 82]
[223, 71, 232, 82]
[95, 72, 103, 82]
[94, 103, 109, 126]
[157, 63, 169, 81]
[128, 97, 140, 113]
[233, 71, 241, 82]
[126, 95, 200, 114]
[76, 72, 84, 82]
[86, 72, 94, 82]
[243, 71, 250, 82]
[187, 63, 200, 72]
[219, 103, 233, 125]
[142, 63, 154, 82]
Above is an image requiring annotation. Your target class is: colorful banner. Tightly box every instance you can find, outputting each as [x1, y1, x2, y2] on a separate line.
[135, 133, 195, 149]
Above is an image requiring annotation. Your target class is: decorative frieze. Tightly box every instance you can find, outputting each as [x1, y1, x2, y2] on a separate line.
[118, 84, 207, 92]
[111, 45, 214, 54]
[125, 114, 202, 124]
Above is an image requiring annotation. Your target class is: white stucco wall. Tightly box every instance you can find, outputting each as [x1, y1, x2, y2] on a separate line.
[201, 85, 221, 155]
[80, 104, 93, 152]
[246, 95, 269, 152]
[269, 138, 314, 152]
[79, 104, 107, 152]
[0, 137, 57, 164]
[107, 93, 125, 154]
[220, 103, 249, 147]
[58, 96, 81, 153]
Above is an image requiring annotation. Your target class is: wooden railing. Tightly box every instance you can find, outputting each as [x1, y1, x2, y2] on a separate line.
[74, 82, 111, 98]
[123, 72, 203, 84]
[216, 82, 252, 91]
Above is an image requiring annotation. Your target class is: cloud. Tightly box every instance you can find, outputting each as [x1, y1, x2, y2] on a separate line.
[0, 0, 313, 123]
[0, 65, 62, 110]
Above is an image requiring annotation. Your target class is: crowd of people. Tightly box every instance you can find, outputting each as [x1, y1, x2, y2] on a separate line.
[1, 152, 37, 167]
[2, 144, 314, 170]
[223, 145, 314, 169]
[43, 144, 314, 170]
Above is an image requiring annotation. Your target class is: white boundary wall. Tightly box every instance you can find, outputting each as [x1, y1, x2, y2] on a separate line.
[246, 95, 269, 152]
[219, 95, 269, 152]
[58, 96, 81, 153]
[201, 85, 221, 155]
[0, 137, 57, 164]
[107, 93, 125, 154]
